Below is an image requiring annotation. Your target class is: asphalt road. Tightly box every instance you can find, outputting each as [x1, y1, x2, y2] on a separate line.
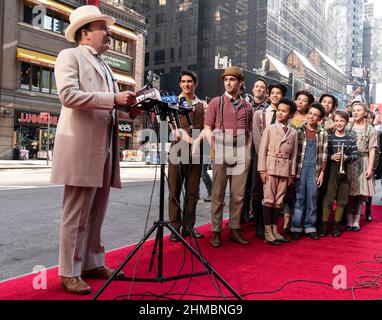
[0, 168, 213, 281]
[0, 167, 381, 282]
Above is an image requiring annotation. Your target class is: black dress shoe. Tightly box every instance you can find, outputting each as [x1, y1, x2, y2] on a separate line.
[182, 228, 204, 238]
[291, 232, 301, 240]
[352, 226, 361, 232]
[306, 232, 320, 240]
[190, 228, 204, 238]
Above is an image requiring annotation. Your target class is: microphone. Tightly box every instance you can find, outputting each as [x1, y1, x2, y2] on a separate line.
[178, 97, 193, 129]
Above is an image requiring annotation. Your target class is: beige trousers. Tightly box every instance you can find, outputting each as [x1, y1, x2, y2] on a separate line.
[262, 175, 288, 208]
[211, 157, 250, 232]
[58, 152, 112, 277]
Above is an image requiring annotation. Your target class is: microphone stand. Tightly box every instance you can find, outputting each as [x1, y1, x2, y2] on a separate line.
[92, 98, 242, 300]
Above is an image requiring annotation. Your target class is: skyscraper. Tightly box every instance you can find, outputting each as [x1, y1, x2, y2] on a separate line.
[132, 0, 330, 72]
[328, 0, 364, 76]
[130, 0, 347, 101]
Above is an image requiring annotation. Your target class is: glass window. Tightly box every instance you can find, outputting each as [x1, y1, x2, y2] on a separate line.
[31, 65, 41, 92]
[51, 71, 58, 95]
[41, 68, 51, 93]
[121, 40, 128, 55]
[154, 50, 165, 65]
[118, 83, 128, 92]
[53, 16, 62, 33]
[63, 20, 69, 34]
[44, 13, 53, 31]
[23, 5, 33, 24]
[145, 52, 150, 66]
[20, 63, 31, 90]
[115, 39, 122, 52]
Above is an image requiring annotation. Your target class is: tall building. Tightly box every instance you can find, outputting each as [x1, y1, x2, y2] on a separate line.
[129, 0, 346, 102]
[369, 16, 382, 103]
[328, 0, 364, 76]
[0, 0, 147, 160]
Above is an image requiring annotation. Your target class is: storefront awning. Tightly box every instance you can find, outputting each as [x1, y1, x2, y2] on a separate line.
[114, 72, 136, 85]
[110, 25, 138, 41]
[292, 50, 325, 79]
[314, 48, 347, 77]
[266, 54, 290, 78]
[17, 48, 56, 68]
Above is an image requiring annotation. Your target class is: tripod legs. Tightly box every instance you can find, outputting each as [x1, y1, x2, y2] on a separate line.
[92, 221, 243, 300]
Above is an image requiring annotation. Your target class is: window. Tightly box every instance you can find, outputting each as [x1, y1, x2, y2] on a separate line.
[31, 65, 41, 92]
[20, 62, 57, 95]
[21, 63, 31, 90]
[51, 71, 58, 95]
[22, 4, 67, 35]
[145, 52, 150, 66]
[41, 68, 51, 93]
[110, 36, 132, 56]
[43, 13, 53, 31]
[23, 4, 33, 24]
[154, 50, 165, 65]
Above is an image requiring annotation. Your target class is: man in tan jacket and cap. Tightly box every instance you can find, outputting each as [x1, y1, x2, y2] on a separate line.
[51, 5, 138, 294]
[195, 66, 253, 247]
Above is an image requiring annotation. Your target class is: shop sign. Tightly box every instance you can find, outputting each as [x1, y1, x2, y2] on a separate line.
[119, 121, 133, 133]
[103, 54, 132, 73]
[15, 110, 59, 127]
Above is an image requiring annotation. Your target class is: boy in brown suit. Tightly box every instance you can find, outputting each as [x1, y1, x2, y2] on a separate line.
[258, 98, 298, 245]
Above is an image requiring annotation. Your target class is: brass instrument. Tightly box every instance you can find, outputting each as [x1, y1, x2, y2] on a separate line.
[338, 143, 346, 175]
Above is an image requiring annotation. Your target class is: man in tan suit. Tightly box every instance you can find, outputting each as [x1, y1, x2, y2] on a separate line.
[51, 5, 138, 295]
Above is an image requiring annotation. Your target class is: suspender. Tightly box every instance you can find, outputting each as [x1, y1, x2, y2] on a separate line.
[260, 108, 266, 136]
[219, 95, 249, 135]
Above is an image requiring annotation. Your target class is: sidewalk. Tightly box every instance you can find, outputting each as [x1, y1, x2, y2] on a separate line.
[0, 160, 157, 169]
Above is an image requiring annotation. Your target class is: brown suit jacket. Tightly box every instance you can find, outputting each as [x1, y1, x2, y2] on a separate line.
[258, 123, 298, 178]
[51, 45, 121, 188]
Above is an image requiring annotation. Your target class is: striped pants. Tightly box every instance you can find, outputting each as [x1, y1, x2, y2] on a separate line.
[58, 152, 112, 277]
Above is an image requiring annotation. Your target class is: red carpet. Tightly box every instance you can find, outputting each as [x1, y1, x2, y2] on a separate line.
[0, 205, 381, 300]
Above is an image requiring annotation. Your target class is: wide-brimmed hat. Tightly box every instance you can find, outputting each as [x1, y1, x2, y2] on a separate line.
[65, 5, 115, 43]
[220, 66, 245, 81]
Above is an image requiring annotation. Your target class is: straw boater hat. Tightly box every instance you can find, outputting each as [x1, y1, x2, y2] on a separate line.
[65, 5, 115, 42]
[220, 66, 245, 81]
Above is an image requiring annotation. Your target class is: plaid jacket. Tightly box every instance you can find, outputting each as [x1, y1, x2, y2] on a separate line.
[295, 123, 328, 179]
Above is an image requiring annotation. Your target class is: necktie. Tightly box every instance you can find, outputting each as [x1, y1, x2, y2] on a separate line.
[283, 126, 288, 134]
[271, 110, 276, 124]
[96, 55, 115, 94]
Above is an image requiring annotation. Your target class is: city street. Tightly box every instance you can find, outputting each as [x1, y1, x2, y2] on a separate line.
[1, 166, 381, 282]
[0, 167, 213, 281]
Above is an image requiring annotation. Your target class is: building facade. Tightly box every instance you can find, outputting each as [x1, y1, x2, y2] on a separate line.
[0, 0, 147, 160]
[328, 0, 364, 77]
[128, 0, 346, 102]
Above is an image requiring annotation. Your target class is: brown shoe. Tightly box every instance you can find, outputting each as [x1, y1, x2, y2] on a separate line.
[82, 266, 125, 280]
[211, 231, 222, 247]
[60, 276, 91, 295]
[229, 229, 249, 245]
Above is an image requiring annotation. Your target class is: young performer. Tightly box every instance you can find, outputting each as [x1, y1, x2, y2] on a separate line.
[345, 102, 378, 231]
[252, 82, 287, 239]
[320, 111, 358, 237]
[258, 98, 298, 245]
[291, 103, 328, 240]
